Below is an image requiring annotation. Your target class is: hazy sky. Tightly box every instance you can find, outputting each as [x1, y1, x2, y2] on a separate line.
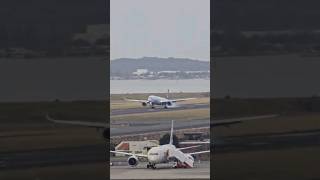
[111, 0, 210, 61]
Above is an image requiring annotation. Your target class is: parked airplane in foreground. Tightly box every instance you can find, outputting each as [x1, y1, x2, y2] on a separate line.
[124, 95, 196, 109]
[110, 120, 210, 169]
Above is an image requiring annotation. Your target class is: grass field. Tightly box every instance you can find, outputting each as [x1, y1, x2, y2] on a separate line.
[213, 111, 320, 180]
[111, 97, 209, 110]
[111, 108, 209, 122]
[0, 101, 107, 125]
[0, 127, 105, 153]
[0, 162, 108, 180]
[214, 147, 320, 180]
[212, 97, 319, 118]
[213, 112, 320, 137]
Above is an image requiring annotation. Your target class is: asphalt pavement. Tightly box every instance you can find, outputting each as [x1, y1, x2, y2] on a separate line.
[111, 104, 209, 116]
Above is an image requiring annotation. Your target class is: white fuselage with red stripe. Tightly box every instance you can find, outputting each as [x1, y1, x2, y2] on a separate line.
[110, 120, 209, 169]
[147, 144, 194, 168]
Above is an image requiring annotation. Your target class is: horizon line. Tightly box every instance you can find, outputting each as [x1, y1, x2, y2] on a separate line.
[110, 56, 209, 62]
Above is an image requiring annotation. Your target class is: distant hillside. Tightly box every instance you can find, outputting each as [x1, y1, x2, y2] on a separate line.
[110, 57, 209, 76]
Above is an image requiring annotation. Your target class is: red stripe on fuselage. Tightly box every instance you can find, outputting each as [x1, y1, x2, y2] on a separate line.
[183, 162, 192, 168]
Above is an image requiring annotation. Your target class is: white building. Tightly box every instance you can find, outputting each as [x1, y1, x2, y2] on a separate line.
[132, 69, 149, 76]
[158, 71, 179, 74]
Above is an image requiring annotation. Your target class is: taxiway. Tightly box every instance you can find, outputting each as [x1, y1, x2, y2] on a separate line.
[110, 161, 210, 179]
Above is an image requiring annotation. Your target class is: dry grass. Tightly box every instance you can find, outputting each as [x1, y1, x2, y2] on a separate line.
[0, 162, 108, 180]
[111, 101, 142, 109]
[214, 147, 320, 180]
[0, 127, 105, 153]
[213, 113, 320, 137]
[111, 108, 209, 121]
[111, 97, 209, 110]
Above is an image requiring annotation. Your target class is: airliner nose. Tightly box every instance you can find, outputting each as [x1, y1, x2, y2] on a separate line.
[148, 156, 156, 163]
[147, 153, 159, 163]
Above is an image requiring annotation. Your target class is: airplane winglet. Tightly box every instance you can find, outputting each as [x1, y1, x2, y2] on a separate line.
[45, 114, 56, 123]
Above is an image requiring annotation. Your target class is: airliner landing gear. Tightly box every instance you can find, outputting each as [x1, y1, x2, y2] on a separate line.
[172, 162, 178, 168]
[147, 163, 156, 169]
[172, 162, 186, 168]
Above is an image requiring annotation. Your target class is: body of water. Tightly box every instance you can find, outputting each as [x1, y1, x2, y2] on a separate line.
[213, 54, 320, 98]
[111, 79, 210, 94]
[2, 54, 320, 101]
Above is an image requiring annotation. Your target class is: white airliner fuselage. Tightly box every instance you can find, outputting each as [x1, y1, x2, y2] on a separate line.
[146, 144, 194, 167]
[125, 95, 196, 109]
[147, 95, 174, 108]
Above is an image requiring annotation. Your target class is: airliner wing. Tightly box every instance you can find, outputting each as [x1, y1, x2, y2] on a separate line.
[46, 115, 107, 128]
[171, 98, 196, 102]
[110, 151, 148, 158]
[188, 150, 210, 155]
[180, 115, 279, 144]
[123, 98, 147, 103]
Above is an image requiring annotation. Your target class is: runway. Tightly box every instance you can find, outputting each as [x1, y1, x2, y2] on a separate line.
[111, 103, 209, 116]
[110, 161, 210, 179]
[110, 119, 210, 137]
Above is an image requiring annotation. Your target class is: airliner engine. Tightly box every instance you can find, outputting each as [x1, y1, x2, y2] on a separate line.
[128, 156, 139, 166]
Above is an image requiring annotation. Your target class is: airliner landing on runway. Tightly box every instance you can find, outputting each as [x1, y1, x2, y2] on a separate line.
[110, 120, 210, 169]
[124, 95, 196, 109]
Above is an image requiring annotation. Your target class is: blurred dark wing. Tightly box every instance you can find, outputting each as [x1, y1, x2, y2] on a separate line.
[46, 114, 107, 128]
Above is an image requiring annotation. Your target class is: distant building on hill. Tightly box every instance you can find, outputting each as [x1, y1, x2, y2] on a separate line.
[132, 69, 149, 76]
